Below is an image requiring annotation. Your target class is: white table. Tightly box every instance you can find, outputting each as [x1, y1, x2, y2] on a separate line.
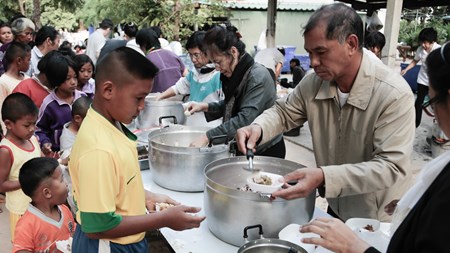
[141, 170, 329, 253]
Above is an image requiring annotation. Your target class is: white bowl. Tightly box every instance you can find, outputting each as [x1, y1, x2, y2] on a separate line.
[345, 218, 380, 232]
[246, 172, 284, 193]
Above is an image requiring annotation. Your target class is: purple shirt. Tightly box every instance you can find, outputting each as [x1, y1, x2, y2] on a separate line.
[0, 42, 11, 76]
[36, 90, 86, 151]
[146, 49, 185, 93]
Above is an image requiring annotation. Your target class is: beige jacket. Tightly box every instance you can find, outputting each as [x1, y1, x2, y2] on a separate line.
[254, 52, 415, 221]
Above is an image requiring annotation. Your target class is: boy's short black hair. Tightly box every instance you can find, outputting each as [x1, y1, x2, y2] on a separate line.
[1, 93, 38, 122]
[45, 53, 77, 89]
[72, 96, 92, 117]
[418, 28, 437, 43]
[4, 41, 31, 65]
[365, 31, 386, 50]
[19, 157, 59, 198]
[95, 47, 159, 89]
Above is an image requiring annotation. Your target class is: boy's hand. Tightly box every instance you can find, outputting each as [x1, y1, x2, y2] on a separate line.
[41, 143, 53, 156]
[145, 191, 179, 212]
[163, 205, 205, 231]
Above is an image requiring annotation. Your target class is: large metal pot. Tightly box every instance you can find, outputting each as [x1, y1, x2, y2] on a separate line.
[204, 156, 315, 246]
[148, 125, 231, 192]
[238, 225, 307, 253]
[136, 95, 186, 129]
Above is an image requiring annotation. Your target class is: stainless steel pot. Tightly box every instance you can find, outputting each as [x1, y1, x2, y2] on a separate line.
[148, 125, 231, 192]
[136, 95, 186, 129]
[204, 156, 315, 246]
[238, 225, 307, 253]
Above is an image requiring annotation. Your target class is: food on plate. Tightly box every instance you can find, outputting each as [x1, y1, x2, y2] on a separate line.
[155, 202, 175, 212]
[363, 224, 375, 232]
[252, 174, 273, 185]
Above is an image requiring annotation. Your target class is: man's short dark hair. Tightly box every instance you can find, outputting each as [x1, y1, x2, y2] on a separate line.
[304, 3, 364, 49]
[365, 31, 386, 51]
[19, 157, 60, 198]
[34, 25, 59, 47]
[99, 18, 114, 29]
[95, 47, 159, 89]
[2, 93, 38, 122]
[418, 28, 437, 43]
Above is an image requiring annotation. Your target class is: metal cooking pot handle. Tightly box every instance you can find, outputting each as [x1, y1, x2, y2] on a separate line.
[243, 224, 264, 243]
[208, 135, 228, 147]
[158, 115, 178, 125]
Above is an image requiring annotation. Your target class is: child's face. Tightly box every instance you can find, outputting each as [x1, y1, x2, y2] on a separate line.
[58, 67, 78, 94]
[48, 166, 69, 204]
[421, 41, 433, 52]
[5, 114, 37, 140]
[109, 78, 153, 124]
[0, 26, 13, 44]
[78, 62, 93, 85]
[19, 52, 31, 73]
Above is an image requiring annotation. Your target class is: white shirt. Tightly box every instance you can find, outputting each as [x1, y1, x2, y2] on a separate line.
[415, 43, 441, 86]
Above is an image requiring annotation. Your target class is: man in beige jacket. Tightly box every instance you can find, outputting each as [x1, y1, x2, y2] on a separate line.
[236, 3, 415, 222]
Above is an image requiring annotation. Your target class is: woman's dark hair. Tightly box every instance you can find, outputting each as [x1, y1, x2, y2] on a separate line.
[426, 42, 450, 104]
[124, 22, 138, 38]
[34, 25, 59, 47]
[2, 93, 38, 122]
[58, 45, 76, 59]
[19, 157, 59, 198]
[304, 3, 364, 49]
[45, 53, 77, 89]
[150, 26, 162, 37]
[37, 50, 58, 73]
[186, 31, 206, 52]
[418, 28, 437, 43]
[73, 54, 95, 76]
[203, 25, 246, 56]
[136, 28, 160, 51]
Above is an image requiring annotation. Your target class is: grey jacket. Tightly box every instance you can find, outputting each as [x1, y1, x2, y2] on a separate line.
[254, 52, 415, 221]
[206, 63, 282, 153]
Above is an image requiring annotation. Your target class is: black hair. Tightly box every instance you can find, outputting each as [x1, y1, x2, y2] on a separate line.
[4, 41, 30, 65]
[278, 47, 286, 56]
[426, 42, 450, 104]
[186, 31, 206, 52]
[124, 23, 138, 38]
[19, 157, 59, 198]
[74, 45, 82, 50]
[34, 25, 59, 47]
[304, 3, 364, 49]
[136, 28, 160, 51]
[418, 28, 437, 44]
[150, 26, 162, 38]
[57, 45, 76, 59]
[72, 96, 92, 117]
[37, 50, 59, 73]
[99, 18, 114, 29]
[1, 93, 38, 122]
[45, 54, 76, 89]
[203, 25, 246, 56]
[73, 54, 95, 76]
[96, 47, 159, 88]
[365, 31, 386, 51]
[290, 58, 300, 66]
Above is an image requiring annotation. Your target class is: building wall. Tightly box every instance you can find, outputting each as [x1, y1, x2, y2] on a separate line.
[229, 9, 314, 56]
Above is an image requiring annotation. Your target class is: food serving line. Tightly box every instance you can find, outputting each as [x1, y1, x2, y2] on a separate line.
[140, 169, 330, 253]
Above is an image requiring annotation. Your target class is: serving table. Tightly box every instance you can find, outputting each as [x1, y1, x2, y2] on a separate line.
[141, 169, 329, 253]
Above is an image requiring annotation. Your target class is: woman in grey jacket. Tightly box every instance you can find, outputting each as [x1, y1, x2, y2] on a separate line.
[187, 25, 285, 158]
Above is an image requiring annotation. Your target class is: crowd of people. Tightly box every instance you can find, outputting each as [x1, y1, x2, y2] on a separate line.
[0, 3, 449, 253]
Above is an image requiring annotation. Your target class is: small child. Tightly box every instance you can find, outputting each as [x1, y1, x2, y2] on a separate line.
[0, 93, 41, 241]
[60, 96, 92, 159]
[73, 54, 95, 98]
[0, 42, 31, 131]
[36, 52, 86, 155]
[69, 47, 205, 252]
[12, 157, 76, 252]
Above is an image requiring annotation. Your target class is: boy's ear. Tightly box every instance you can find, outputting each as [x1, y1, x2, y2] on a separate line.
[73, 115, 83, 124]
[97, 80, 115, 101]
[42, 187, 52, 199]
[4, 119, 13, 130]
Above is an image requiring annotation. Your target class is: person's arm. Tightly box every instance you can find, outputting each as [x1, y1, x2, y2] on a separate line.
[400, 59, 418, 75]
[157, 86, 177, 100]
[300, 217, 373, 253]
[275, 62, 283, 80]
[35, 105, 53, 155]
[0, 147, 20, 192]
